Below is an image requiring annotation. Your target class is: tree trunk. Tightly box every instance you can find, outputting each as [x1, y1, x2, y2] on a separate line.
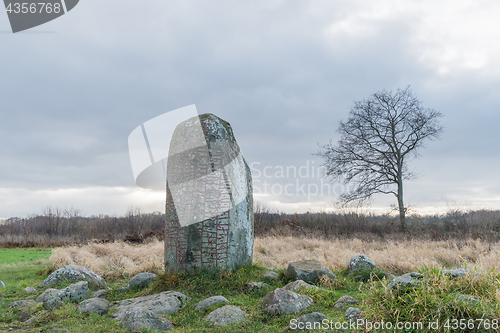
[397, 178, 408, 234]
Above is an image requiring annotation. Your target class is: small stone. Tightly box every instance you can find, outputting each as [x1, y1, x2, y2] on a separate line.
[455, 294, 481, 305]
[8, 300, 36, 308]
[283, 280, 317, 292]
[204, 305, 246, 326]
[245, 282, 269, 292]
[333, 296, 359, 309]
[24, 287, 38, 293]
[260, 288, 313, 315]
[128, 272, 158, 289]
[36, 288, 59, 302]
[113, 291, 189, 321]
[288, 312, 327, 330]
[443, 268, 470, 278]
[43, 281, 89, 310]
[286, 260, 337, 283]
[39, 265, 107, 289]
[387, 272, 423, 293]
[347, 255, 376, 274]
[120, 307, 173, 332]
[345, 307, 363, 321]
[78, 297, 109, 315]
[195, 296, 228, 311]
[92, 289, 108, 298]
[262, 271, 280, 281]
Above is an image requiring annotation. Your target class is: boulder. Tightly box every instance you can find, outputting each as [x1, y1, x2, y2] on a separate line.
[43, 281, 89, 310]
[283, 280, 317, 292]
[40, 265, 108, 289]
[195, 296, 228, 311]
[286, 260, 336, 283]
[113, 291, 189, 321]
[203, 305, 246, 326]
[120, 307, 174, 332]
[333, 296, 359, 309]
[288, 312, 327, 331]
[78, 297, 109, 315]
[387, 272, 423, 293]
[345, 307, 363, 321]
[259, 288, 313, 315]
[165, 114, 253, 273]
[128, 272, 158, 289]
[245, 282, 269, 292]
[347, 255, 376, 274]
[36, 288, 59, 302]
[262, 271, 280, 281]
[23, 287, 38, 293]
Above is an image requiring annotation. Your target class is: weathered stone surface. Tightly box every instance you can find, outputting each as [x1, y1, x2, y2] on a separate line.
[92, 289, 108, 298]
[113, 291, 189, 321]
[23, 287, 38, 293]
[0, 280, 5, 288]
[262, 271, 280, 281]
[286, 260, 337, 283]
[78, 297, 109, 315]
[443, 268, 470, 278]
[120, 307, 174, 332]
[333, 296, 359, 309]
[128, 272, 158, 289]
[203, 305, 246, 326]
[345, 307, 363, 321]
[40, 265, 108, 289]
[245, 282, 269, 292]
[8, 300, 36, 308]
[288, 312, 327, 330]
[195, 296, 228, 311]
[347, 255, 376, 273]
[260, 288, 313, 315]
[165, 114, 253, 273]
[283, 280, 317, 292]
[387, 272, 423, 292]
[36, 288, 59, 302]
[43, 281, 89, 310]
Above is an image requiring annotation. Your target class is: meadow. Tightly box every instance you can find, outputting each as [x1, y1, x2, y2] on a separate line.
[1, 236, 500, 332]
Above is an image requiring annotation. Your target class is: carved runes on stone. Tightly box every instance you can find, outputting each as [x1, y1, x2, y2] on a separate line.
[164, 113, 253, 273]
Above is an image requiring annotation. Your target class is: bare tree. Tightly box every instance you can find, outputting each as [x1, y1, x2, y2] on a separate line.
[317, 86, 443, 233]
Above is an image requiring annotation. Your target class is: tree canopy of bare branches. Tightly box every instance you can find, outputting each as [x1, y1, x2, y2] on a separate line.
[317, 86, 444, 233]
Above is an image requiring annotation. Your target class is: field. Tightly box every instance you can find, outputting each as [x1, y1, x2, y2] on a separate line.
[1, 237, 499, 332]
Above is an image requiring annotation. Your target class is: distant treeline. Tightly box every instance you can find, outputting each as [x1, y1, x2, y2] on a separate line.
[1, 206, 500, 247]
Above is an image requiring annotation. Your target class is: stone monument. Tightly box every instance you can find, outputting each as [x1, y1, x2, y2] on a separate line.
[164, 114, 253, 273]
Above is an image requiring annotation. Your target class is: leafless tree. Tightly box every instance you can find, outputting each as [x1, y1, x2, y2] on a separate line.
[317, 86, 443, 233]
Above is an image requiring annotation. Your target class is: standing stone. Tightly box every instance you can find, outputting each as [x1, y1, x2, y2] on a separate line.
[165, 114, 253, 273]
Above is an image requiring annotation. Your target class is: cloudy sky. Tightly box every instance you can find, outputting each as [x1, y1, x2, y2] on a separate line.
[1, 0, 499, 218]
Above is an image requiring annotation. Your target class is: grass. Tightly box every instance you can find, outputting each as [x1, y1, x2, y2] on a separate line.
[1, 239, 500, 332]
[0, 248, 52, 265]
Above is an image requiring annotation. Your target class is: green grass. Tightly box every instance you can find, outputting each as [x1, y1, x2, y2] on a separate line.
[0, 248, 52, 265]
[1, 248, 499, 332]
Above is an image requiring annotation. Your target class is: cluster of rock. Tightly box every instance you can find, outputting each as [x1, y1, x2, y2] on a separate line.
[3, 257, 482, 331]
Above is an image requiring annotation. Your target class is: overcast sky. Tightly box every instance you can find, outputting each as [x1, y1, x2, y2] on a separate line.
[1, 0, 499, 218]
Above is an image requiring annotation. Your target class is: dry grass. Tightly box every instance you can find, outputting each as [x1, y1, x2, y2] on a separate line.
[49, 237, 500, 278]
[254, 236, 500, 274]
[49, 240, 164, 279]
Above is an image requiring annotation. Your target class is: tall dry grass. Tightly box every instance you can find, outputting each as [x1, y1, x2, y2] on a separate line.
[49, 237, 500, 278]
[49, 240, 164, 279]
